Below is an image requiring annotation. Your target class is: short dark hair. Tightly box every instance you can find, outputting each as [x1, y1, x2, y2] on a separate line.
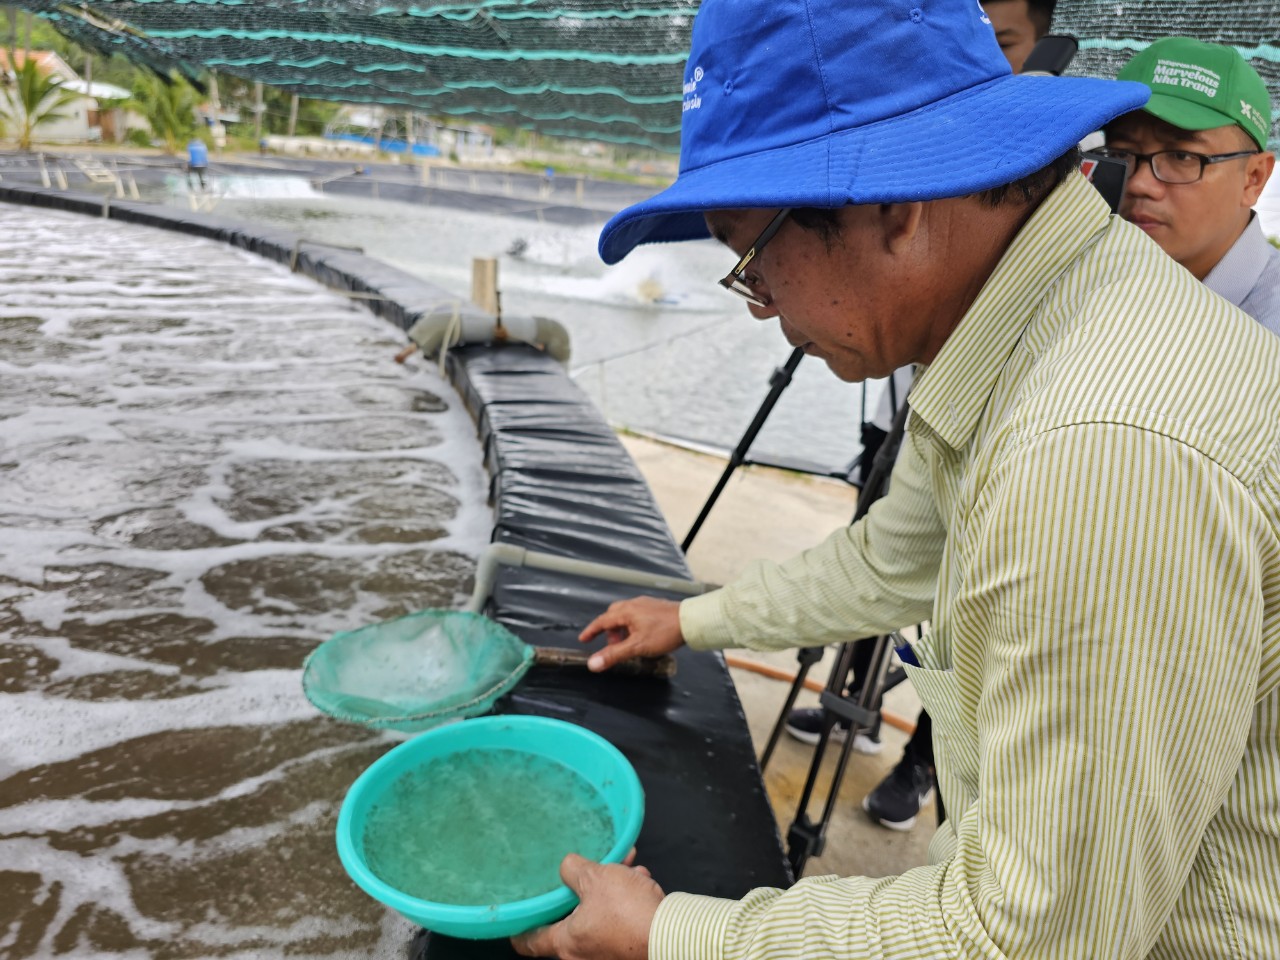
[977, 146, 1081, 206]
[983, 0, 1057, 38]
[789, 145, 1083, 243]
[788, 206, 844, 247]
[1026, 0, 1057, 36]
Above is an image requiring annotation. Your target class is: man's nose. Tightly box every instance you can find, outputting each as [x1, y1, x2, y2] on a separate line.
[747, 299, 778, 322]
[1124, 157, 1165, 198]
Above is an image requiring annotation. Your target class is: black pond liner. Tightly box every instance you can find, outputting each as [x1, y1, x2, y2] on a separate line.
[0, 184, 792, 958]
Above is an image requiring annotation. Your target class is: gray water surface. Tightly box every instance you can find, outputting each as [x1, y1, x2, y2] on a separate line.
[0, 203, 491, 958]
[202, 181, 878, 468]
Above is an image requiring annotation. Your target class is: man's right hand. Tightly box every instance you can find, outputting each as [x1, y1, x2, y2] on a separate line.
[578, 596, 685, 671]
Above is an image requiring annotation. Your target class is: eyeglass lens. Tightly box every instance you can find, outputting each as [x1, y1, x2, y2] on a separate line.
[1109, 150, 1254, 185]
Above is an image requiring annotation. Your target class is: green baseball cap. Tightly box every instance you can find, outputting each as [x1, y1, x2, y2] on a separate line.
[1117, 37, 1273, 150]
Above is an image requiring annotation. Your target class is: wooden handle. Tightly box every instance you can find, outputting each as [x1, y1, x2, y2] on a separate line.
[531, 647, 677, 680]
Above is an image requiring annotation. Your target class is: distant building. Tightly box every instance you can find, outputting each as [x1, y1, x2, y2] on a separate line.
[0, 49, 144, 144]
[321, 106, 493, 158]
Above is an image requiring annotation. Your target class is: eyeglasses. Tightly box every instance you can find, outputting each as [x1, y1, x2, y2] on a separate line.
[1094, 146, 1259, 185]
[718, 208, 791, 306]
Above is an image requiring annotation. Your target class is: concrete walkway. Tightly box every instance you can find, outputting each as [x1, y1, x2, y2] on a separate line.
[619, 432, 935, 881]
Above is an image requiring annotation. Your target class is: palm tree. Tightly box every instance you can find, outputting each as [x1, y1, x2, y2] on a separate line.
[0, 50, 80, 151]
[126, 71, 199, 155]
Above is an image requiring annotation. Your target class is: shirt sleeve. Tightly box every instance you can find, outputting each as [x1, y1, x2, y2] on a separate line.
[652, 423, 1267, 960]
[678, 427, 946, 652]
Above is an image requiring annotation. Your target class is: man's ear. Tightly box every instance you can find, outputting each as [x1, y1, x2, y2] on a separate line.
[880, 201, 924, 254]
[1242, 151, 1275, 208]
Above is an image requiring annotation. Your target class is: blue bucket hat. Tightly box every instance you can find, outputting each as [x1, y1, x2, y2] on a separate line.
[599, 0, 1151, 264]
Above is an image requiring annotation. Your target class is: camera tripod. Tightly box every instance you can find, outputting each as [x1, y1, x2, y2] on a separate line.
[681, 350, 912, 876]
[760, 398, 912, 876]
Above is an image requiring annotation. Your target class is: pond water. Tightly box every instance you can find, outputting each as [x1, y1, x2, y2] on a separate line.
[0, 203, 492, 958]
[187, 176, 883, 470]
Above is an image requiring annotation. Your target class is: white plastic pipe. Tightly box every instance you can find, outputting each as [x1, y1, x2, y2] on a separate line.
[406, 311, 571, 364]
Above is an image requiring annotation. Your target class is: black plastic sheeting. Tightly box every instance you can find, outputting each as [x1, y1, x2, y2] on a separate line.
[0, 185, 792, 958]
[427, 343, 792, 958]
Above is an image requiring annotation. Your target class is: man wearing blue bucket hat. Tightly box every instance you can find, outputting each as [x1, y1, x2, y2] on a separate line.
[515, 0, 1280, 958]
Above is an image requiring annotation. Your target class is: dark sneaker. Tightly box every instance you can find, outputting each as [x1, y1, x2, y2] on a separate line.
[783, 708, 882, 754]
[862, 749, 934, 831]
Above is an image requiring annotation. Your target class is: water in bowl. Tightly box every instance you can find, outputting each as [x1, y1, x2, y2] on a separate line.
[362, 747, 616, 906]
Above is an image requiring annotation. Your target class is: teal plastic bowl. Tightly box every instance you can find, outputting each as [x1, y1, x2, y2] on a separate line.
[336, 715, 644, 939]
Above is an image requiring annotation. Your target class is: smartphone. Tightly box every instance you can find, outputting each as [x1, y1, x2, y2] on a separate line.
[1080, 152, 1131, 213]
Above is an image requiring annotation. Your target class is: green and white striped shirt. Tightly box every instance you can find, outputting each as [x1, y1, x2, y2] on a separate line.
[669, 172, 1280, 960]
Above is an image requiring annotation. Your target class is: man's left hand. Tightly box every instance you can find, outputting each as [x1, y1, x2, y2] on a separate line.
[511, 852, 665, 960]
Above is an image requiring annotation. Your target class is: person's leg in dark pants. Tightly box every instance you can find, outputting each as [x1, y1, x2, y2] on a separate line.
[862, 709, 935, 831]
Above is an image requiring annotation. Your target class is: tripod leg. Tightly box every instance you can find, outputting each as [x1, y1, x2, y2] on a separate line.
[759, 645, 825, 770]
[681, 348, 804, 551]
[784, 634, 899, 876]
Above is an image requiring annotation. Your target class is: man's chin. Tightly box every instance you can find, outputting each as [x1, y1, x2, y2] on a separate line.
[824, 356, 872, 384]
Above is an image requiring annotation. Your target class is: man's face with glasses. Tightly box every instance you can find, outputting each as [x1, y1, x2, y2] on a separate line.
[1105, 110, 1275, 280]
[705, 204, 944, 383]
[717, 207, 791, 307]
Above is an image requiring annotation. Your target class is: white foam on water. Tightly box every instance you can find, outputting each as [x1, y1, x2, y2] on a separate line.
[0, 203, 493, 958]
[1, 669, 316, 769]
[1, 835, 184, 949]
[29, 634, 182, 681]
[168, 173, 325, 201]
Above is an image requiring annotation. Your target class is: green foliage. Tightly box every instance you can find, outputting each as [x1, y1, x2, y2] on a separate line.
[0, 11, 73, 61]
[0, 48, 80, 150]
[265, 89, 340, 136]
[124, 127, 152, 148]
[214, 75, 340, 137]
[126, 71, 199, 155]
[1269, 235, 1280, 250]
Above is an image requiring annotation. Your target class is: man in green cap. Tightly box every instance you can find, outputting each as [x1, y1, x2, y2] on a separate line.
[1102, 37, 1278, 333]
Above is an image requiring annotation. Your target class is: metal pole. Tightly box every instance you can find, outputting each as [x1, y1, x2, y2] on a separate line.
[287, 93, 299, 137]
[681, 347, 804, 551]
[253, 81, 263, 141]
[206, 70, 225, 151]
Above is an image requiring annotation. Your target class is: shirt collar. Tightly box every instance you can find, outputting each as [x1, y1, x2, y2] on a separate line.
[1203, 213, 1272, 308]
[908, 172, 1112, 451]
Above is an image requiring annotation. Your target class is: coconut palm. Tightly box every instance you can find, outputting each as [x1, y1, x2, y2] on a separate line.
[0, 51, 80, 151]
[126, 71, 199, 154]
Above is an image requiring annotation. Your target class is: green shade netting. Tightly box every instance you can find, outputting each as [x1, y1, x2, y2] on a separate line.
[10, 1, 1279, 150]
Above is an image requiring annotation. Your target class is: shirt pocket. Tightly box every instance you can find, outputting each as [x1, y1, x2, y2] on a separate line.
[902, 662, 981, 822]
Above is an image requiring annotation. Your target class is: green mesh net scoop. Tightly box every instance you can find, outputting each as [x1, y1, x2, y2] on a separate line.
[303, 608, 674, 734]
[303, 610, 536, 734]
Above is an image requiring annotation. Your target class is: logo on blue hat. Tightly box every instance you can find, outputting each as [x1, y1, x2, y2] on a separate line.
[683, 65, 704, 113]
[977, 0, 990, 24]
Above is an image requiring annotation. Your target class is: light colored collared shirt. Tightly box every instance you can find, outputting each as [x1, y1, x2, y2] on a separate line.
[1204, 211, 1280, 335]
[664, 173, 1280, 960]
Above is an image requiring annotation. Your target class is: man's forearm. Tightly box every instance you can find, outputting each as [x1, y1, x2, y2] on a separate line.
[679, 432, 945, 652]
